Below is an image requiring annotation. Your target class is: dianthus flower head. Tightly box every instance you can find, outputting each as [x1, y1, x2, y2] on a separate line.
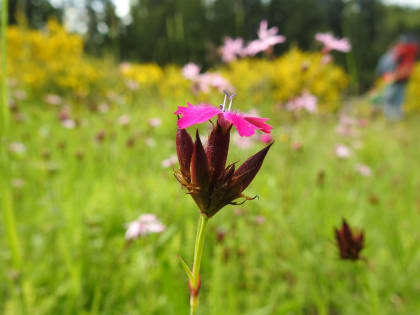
[174, 94, 273, 217]
[174, 93, 272, 137]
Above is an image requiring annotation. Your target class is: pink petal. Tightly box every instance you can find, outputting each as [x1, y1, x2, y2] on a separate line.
[243, 116, 273, 134]
[223, 112, 257, 137]
[174, 103, 221, 129]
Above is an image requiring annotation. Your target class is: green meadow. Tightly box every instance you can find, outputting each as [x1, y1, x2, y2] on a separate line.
[2, 95, 420, 315]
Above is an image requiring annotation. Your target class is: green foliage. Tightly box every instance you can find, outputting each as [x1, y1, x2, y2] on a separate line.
[1, 91, 420, 314]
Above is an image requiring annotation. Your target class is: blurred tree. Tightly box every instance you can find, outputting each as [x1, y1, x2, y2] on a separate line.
[4, 0, 420, 92]
[8, 0, 62, 27]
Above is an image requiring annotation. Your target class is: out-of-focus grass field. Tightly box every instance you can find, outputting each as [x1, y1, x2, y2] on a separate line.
[2, 93, 420, 315]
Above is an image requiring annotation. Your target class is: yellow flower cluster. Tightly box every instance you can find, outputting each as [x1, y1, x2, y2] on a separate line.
[119, 62, 190, 98]
[5, 20, 101, 95]
[405, 63, 420, 112]
[224, 48, 348, 111]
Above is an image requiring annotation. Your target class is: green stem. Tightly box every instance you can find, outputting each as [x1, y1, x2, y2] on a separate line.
[189, 214, 209, 315]
[1, 0, 9, 132]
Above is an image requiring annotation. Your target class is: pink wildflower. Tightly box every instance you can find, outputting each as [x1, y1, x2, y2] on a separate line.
[260, 134, 273, 144]
[62, 119, 76, 129]
[254, 215, 266, 225]
[355, 164, 372, 177]
[220, 37, 245, 63]
[182, 63, 201, 80]
[335, 144, 352, 158]
[286, 92, 318, 113]
[315, 33, 351, 53]
[291, 142, 303, 151]
[125, 214, 166, 240]
[9, 142, 26, 154]
[44, 94, 62, 105]
[245, 20, 286, 56]
[233, 133, 254, 149]
[148, 118, 162, 128]
[161, 155, 178, 168]
[118, 114, 131, 126]
[174, 94, 272, 137]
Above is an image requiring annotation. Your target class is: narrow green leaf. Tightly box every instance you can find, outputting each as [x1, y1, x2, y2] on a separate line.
[177, 255, 193, 281]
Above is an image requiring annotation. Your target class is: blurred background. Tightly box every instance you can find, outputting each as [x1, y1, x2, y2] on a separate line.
[2, 1, 420, 315]
[6, 0, 420, 90]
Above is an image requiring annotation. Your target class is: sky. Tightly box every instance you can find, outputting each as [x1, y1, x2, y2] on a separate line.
[384, 0, 420, 7]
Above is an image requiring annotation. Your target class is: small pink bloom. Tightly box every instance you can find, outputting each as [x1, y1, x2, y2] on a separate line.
[148, 118, 162, 128]
[98, 103, 109, 113]
[254, 215, 266, 225]
[291, 142, 303, 151]
[315, 33, 351, 53]
[260, 134, 273, 144]
[174, 102, 272, 137]
[335, 144, 352, 158]
[286, 92, 317, 113]
[125, 214, 166, 240]
[233, 133, 254, 149]
[62, 119, 76, 129]
[125, 80, 139, 91]
[161, 155, 178, 168]
[9, 142, 26, 154]
[355, 164, 372, 177]
[44, 94, 62, 105]
[118, 114, 131, 126]
[220, 37, 245, 63]
[182, 63, 201, 80]
[244, 20, 286, 56]
[14, 90, 27, 100]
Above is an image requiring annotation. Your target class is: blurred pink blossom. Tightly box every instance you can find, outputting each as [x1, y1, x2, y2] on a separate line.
[245, 20, 286, 56]
[355, 164, 372, 177]
[161, 155, 178, 168]
[286, 92, 317, 113]
[118, 115, 131, 126]
[220, 37, 245, 62]
[125, 214, 166, 240]
[260, 134, 273, 143]
[148, 118, 162, 128]
[335, 144, 352, 158]
[44, 94, 62, 105]
[315, 33, 351, 53]
[254, 215, 266, 225]
[196, 72, 233, 93]
[62, 119, 76, 129]
[125, 80, 140, 91]
[14, 90, 27, 101]
[9, 142, 26, 154]
[233, 133, 254, 149]
[182, 63, 201, 80]
[98, 103, 109, 113]
[291, 142, 303, 151]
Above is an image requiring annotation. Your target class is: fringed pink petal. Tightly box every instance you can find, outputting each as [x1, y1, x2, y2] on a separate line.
[174, 103, 221, 129]
[243, 116, 273, 134]
[223, 112, 257, 137]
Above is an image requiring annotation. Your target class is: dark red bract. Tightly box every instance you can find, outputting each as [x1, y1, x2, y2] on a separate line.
[175, 115, 272, 217]
[335, 219, 364, 261]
